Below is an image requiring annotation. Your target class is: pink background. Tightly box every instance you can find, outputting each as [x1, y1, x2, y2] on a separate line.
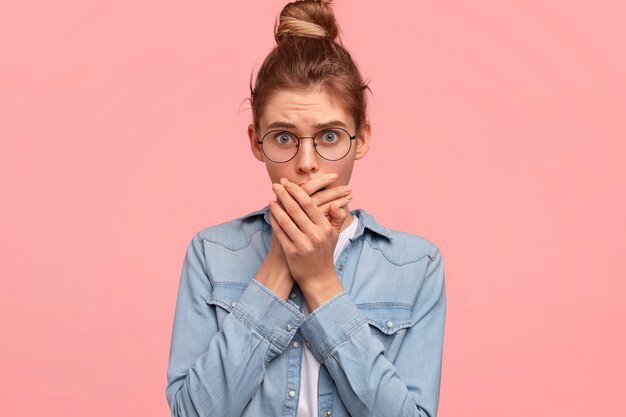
[1, 1, 625, 416]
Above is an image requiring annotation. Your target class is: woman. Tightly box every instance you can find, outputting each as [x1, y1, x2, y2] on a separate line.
[165, 1, 446, 416]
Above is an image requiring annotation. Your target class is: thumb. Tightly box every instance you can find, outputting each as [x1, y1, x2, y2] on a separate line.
[328, 203, 347, 233]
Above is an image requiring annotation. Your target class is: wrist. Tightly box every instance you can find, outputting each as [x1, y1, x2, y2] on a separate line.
[300, 273, 344, 311]
[255, 261, 293, 301]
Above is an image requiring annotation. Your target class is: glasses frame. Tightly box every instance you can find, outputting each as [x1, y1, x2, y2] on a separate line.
[257, 127, 357, 163]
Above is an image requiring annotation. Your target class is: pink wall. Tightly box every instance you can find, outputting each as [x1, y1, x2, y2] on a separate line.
[1, 1, 625, 416]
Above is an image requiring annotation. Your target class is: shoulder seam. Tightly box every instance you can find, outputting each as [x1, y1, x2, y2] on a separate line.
[363, 239, 432, 266]
[199, 228, 267, 252]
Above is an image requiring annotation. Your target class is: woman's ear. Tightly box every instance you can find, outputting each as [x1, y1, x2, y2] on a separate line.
[248, 123, 264, 162]
[354, 122, 372, 160]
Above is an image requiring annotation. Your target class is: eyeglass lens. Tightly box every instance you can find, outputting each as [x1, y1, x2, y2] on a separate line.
[261, 129, 352, 162]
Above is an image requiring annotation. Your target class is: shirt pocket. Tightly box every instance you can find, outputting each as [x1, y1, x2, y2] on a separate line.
[206, 282, 248, 329]
[356, 302, 413, 362]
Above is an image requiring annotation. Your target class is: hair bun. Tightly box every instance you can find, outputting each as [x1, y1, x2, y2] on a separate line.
[274, 0, 339, 43]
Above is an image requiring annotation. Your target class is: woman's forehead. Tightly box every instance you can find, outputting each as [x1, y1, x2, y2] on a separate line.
[261, 89, 354, 130]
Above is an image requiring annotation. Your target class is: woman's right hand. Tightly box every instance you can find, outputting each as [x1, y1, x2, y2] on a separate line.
[256, 173, 352, 300]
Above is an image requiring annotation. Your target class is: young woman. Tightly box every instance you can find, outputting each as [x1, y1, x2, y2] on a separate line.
[165, 1, 446, 416]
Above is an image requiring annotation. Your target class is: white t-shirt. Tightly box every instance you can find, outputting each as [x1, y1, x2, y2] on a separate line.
[296, 214, 359, 417]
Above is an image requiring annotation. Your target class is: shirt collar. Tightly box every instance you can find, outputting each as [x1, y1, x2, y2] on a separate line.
[238, 205, 392, 240]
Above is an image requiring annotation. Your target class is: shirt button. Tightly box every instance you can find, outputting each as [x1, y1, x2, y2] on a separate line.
[288, 390, 296, 398]
[289, 292, 297, 299]
[324, 410, 333, 417]
[386, 320, 394, 329]
[231, 302, 236, 308]
[286, 324, 293, 332]
[292, 340, 300, 348]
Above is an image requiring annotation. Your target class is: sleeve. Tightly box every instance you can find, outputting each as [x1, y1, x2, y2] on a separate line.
[165, 232, 305, 417]
[298, 248, 447, 417]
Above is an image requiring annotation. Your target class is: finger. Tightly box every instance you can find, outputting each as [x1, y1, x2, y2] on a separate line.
[300, 173, 338, 196]
[310, 184, 351, 206]
[269, 197, 306, 244]
[318, 194, 352, 215]
[268, 208, 295, 251]
[282, 180, 328, 227]
[328, 203, 347, 232]
[273, 182, 313, 233]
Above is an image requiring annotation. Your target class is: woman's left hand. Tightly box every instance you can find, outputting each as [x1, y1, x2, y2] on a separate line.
[269, 177, 344, 306]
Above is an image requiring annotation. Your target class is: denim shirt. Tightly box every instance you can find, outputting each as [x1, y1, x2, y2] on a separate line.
[166, 206, 446, 417]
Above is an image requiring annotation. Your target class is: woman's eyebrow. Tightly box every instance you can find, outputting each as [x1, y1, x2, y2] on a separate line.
[266, 120, 348, 130]
[314, 120, 349, 129]
[267, 121, 297, 129]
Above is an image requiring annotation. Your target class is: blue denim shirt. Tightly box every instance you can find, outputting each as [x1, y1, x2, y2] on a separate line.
[166, 206, 446, 417]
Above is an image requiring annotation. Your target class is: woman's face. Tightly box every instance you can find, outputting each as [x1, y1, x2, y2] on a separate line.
[248, 88, 371, 188]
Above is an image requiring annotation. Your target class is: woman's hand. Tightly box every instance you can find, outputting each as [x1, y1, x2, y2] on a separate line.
[256, 174, 351, 301]
[269, 177, 345, 310]
[300, 174, 352, 232]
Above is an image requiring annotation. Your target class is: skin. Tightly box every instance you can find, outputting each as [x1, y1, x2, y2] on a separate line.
[247, 88, 372, 310]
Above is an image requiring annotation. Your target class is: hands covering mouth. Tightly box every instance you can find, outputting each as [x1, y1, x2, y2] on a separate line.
[255, 172, 350, 309]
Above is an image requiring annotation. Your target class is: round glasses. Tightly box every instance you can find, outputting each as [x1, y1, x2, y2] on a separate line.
[257, 128, 357, 163]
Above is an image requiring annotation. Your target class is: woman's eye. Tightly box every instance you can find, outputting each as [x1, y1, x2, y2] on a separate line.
[321, 131, 338, 143]
[274, 133, 295, 144]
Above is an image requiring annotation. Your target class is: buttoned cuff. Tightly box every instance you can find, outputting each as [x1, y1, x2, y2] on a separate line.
[299, 292, 367, 363]
[231, 279, 305, 360]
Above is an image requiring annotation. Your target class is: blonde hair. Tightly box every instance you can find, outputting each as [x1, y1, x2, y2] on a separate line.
[248, 0, 371, 135]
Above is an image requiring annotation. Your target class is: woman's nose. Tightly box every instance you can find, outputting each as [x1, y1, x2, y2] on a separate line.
[295, 138, 319, 174]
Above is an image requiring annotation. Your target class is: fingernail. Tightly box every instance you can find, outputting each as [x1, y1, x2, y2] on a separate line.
[280, 177, 288, 185]
[346, 194, 353, 200]
[272, 183, 281, 191]
[329, 173, 338, 179]
[343, 186, 351, 192]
